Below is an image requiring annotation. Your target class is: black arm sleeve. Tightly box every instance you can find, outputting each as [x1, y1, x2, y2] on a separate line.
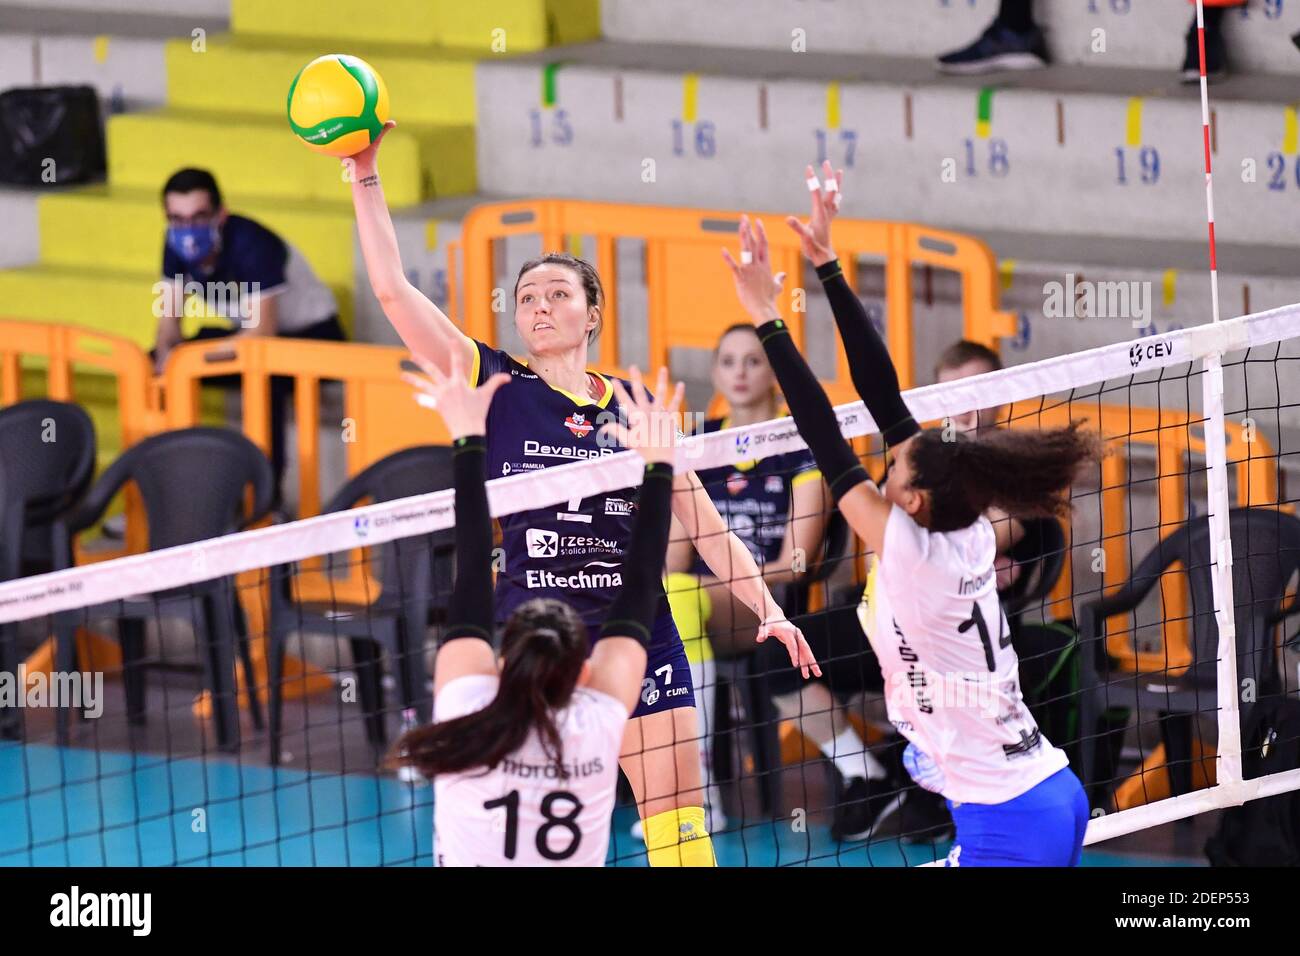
[597, 462, 674, 647]
[817, 258, 921, 447]
[757, 319, 870, 504]
[444, 435, 495, 644]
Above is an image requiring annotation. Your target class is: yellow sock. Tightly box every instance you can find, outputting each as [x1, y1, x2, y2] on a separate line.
[644, 806, 717, 867]
[664, 572, 714, 665]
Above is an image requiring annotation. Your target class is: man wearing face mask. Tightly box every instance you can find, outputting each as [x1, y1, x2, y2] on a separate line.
[153, 168, 345, 513]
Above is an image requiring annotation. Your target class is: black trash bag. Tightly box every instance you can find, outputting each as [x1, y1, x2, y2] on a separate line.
[0, 85, 106, 187]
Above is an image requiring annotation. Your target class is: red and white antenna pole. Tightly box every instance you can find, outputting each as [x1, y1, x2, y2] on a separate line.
[1194, 0, 1244, 789]
[1195, 0, 1222, 325]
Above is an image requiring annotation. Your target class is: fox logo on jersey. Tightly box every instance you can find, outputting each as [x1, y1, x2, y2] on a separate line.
[565, 412, 593, 438]
[526, 529, 560, 558]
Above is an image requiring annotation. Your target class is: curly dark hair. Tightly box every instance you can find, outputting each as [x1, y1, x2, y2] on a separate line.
[906, 422, 1104, 532]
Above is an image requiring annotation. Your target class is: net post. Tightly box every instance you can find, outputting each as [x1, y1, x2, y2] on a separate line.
[1202, 352, 1243, 788]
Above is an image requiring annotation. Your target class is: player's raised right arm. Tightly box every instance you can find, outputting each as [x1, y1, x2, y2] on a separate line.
[348, 120, 475, 378]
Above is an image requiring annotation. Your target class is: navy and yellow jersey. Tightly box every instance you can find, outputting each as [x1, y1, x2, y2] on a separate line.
[688, 416, 820, 577]
[472, 340, 673, 635]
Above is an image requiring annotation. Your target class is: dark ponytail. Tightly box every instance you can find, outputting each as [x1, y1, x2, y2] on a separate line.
[387, 599, 589, 779]
[907, 422, 1104, 533]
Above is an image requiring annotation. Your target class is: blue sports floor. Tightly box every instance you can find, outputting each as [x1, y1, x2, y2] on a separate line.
[0, 743, 1194, 867]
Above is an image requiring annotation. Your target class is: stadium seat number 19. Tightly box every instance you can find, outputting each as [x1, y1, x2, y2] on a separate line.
[483, 789, 584, 861]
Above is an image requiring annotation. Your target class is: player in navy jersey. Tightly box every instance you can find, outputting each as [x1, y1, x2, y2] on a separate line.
[658, 323, 829, 834]
[722, 161, 1100, 866]
[351, 122, 819, 867]
[389, 353, 685, 866]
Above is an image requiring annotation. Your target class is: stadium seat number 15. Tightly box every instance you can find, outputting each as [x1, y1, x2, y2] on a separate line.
[483, 789, 584, 860]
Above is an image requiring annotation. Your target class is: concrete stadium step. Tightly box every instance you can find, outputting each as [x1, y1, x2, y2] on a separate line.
[601, 0, 1300, 77]
[0, 187, 39, 269]
[37, 187, 357, 291]
[0, 1, 224, 111]
[106, 108, 474, 207]
[474, 40, 1300, 249]
[1, 0, 227, 19]
[0, 2, 227, 37]
[0, 261, 356, 350]
[230, 0, 599, 52]
[164, 32, 480, 125]
[0, 265, 162, 346]
[912, 228, 1300, 369]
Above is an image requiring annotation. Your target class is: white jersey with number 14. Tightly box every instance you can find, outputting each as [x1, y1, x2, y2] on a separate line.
[860, 507, 1068, 805]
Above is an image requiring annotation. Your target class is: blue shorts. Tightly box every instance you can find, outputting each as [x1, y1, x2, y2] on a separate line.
[944, 767, 1089, 867]
[629, 614, 696, 719]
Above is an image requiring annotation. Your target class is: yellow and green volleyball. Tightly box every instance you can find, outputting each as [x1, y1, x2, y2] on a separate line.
[286, 54, 390, 158]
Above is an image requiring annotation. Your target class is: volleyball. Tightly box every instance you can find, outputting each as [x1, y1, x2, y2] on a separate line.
[286, 53, 389, 158]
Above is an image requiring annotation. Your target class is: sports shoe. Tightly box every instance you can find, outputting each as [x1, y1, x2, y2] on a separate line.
[830, 774, 905, 842]
[1181, 22, 1227, 83]
[937, 22, 1049, 75]
[898, 788, 956, 845]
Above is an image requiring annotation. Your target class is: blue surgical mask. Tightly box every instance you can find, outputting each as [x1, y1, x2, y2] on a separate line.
[166, 222, 220, 265]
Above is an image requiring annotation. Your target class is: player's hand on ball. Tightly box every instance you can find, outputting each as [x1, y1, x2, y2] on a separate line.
[722, 214, 786, 326]
[757, 614, 822, 680]
[402, 346, 509, 440]
[347, 119, 397, 177]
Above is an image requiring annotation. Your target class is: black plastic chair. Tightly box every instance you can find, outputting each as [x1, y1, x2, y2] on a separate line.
[716, 507, 853, 817]
[0, 400, 97, 740]
[1000, 515, 1068, 623]
[1077, 508, 1300, 804]
[64, 426, 273, 751]
[267, 445, 455, 765]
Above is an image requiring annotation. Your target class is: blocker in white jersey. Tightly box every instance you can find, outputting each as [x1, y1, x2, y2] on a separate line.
[432, 676, 627, 867]
[861, 506, 1069, 805]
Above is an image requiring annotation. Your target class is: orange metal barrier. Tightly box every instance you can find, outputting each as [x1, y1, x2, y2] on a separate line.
[163, 335, 448, 516]
[447, 200, 1018, 404]
[162, 335, 452, 712]
[841, 403, 1280, 677]
[1008, 401, 1278, 675]
[0, 320, 162, 560]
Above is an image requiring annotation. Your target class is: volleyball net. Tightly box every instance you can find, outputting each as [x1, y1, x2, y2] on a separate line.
[2, 303, 1300, 866]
